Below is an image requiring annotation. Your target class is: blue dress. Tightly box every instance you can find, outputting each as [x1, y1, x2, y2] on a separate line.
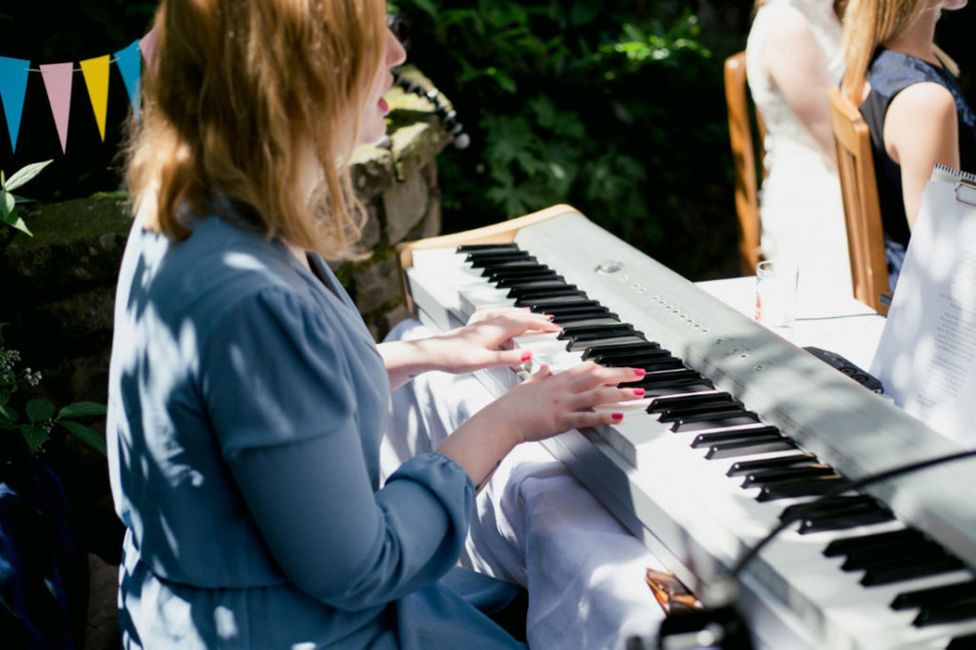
[106, 213, 525, 649]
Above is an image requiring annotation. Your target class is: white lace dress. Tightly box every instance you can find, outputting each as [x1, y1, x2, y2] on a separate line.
[746, 0, 853, 313]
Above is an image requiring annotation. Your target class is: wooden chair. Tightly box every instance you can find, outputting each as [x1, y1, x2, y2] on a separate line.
[828, 87, 891, 314]
[723, 51, 767, 275]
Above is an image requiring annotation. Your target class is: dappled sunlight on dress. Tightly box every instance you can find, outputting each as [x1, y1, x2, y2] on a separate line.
[106, 215, 526, 649]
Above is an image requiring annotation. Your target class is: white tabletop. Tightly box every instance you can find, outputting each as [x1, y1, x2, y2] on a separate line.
[697, 276, 886, 370]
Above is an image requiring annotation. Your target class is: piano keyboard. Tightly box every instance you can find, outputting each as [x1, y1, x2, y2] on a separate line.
[398, 206, 976, 649]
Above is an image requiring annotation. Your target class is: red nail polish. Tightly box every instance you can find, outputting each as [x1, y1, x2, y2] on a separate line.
[633, 368, 646, 377]
[611, 412, 624, 421]
[632, 388, 645, 397]
[520, 351, 532, 361]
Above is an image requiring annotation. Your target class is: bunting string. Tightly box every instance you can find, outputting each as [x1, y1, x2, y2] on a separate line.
[0, 29, 154, 154]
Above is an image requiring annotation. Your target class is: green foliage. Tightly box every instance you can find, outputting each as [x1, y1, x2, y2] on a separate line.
[388, 1, 736, 276]
[0, 331, 106, 455]
[0, 160, 52, 237]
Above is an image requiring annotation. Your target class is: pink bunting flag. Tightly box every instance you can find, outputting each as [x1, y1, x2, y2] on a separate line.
[140, 27, 158, 66]
[39, 62, 73, 154]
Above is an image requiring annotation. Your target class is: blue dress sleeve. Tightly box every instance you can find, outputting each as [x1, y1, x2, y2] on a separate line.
[199, 288, 475, 610]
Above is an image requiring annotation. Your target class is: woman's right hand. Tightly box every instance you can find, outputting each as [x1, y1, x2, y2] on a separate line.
[490, 362, 646, 444]
[437, 361, 644, 490]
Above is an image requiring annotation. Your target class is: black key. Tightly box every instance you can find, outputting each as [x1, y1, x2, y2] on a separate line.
[551, 317, 621, 329]
[644, 384, 717, 402]
[649, 390, 729, 412]
[593, 348, 670, 365]
[559, 325, 638, 342]
[501, 279, 571, 292]
[706, 436, 797, 460]
[631, 368, 703, 387]
[488, 266, 553, 281]
[823, 528, 925, 558]
[550, 311, 618, 325]
[892, 579, 976, 611]
[842, 540, 943, 571]
[742, 464, 836, 488]
[465, 250, 529, 262]
[798, 506, 894, 534]
[598, 348, 673, 363]
[671, 409, 759, 432]
[480, 260, 544, 274]
[467, 251, 533, 266]
[691, 426, 781, 449]
[914, 599, 976, 627]
[626, 375, 709, 392]
[568, 334, 646, 352]
[509, 285, 581, 300]
[493, 273, 561, 288]
[567, 329, 645, 344]
[535, 301, 605, 315]
[519, 294, 591, 309]
[948, 633, 976, 649]
[583, 341, 661, 360]
[727, 451, 817, 477]
[659, 398, 742, 422]
[457, 243, 519, 253]
[755, 475, 847, 501]
[558, 323, 636, 340]
[606, 358, 686, 373]
[470, 256, 536, 271]
[780, 495, 880, 522]
[861, 555, 964, 587]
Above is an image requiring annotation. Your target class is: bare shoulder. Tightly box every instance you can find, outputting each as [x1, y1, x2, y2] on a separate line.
[887, 82, 957, 126]
[884, 82, 959, 166]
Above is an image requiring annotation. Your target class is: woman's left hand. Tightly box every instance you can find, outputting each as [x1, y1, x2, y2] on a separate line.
[428, 308, 559, 374]
[379, 308, 559, 389]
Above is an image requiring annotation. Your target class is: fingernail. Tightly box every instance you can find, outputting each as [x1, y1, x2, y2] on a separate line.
[611, 412, 624, 421]
[543, 313, 554, 319]
[520, 351, 532, 361]
[632, 388, 645, 397]
[633, 368, 646, 377]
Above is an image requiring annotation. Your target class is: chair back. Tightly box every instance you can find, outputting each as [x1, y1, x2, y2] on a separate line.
[724, 52, 767, 275]
[828, 87, 890, 314]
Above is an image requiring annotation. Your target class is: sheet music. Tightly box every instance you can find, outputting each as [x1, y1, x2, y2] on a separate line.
[871, 171, 976, 447]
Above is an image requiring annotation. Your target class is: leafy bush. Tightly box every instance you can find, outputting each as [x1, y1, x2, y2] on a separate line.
[0, 162, 106, 456]
[1, 160, 52, 236]
[0, 334, 106, 455]
[389, 0, 740, 278]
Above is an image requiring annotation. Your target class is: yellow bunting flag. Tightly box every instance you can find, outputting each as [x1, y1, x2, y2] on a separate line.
[80, 54, 110, 141]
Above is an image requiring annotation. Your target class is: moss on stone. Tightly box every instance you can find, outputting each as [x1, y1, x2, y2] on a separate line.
[7, 193, 131, 251]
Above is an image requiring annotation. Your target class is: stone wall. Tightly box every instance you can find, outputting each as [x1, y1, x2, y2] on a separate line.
[0, 65, 450, 409]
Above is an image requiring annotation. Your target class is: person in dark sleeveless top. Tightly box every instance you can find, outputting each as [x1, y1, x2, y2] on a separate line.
[841, 0, 974, 287]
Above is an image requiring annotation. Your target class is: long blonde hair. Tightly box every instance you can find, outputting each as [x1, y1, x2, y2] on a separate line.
[127, 0, 386, 259]
[840, 0, 948, 103]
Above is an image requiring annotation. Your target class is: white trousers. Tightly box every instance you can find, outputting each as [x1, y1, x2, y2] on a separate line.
[382, 320, 668, 649]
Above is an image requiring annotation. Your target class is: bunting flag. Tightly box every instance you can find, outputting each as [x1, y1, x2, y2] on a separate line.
[80, 54, 110, 141]
[139, 28, 157, 65]
[40, 63, 73, 154]
[0, 56, 30, 152]
[0, 33, 149, 155]
[115, 41, 141, 120]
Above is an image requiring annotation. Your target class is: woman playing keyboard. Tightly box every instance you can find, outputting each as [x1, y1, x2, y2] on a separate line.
[105, 1, 642, 647]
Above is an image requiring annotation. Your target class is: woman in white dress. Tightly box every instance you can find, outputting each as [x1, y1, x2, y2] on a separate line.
[746, 0, 853, 311]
